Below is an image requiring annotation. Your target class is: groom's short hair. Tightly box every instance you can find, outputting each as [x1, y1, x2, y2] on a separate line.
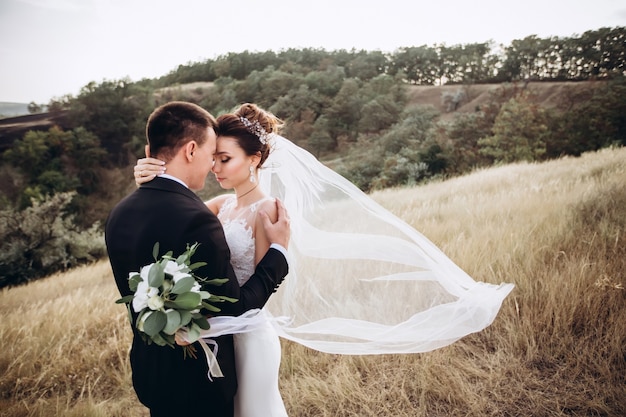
[146, 101, 217, 161]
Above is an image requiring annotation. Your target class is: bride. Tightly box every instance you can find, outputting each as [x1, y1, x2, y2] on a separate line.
[134, 102, 514, 415]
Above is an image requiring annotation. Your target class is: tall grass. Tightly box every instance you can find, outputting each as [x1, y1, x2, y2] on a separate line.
[1, 147, 625, 416]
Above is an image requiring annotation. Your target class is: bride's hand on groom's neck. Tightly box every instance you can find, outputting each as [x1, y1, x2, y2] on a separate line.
[134, 157, 166, 186]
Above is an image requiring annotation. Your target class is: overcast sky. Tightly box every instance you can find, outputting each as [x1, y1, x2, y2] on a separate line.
[1, 0, 625, 104]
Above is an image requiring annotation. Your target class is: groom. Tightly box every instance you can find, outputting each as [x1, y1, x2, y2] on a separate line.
[105, 101, 290, 417]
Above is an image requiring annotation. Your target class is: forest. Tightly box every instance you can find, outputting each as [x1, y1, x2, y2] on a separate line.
[0, 26, 624, 287]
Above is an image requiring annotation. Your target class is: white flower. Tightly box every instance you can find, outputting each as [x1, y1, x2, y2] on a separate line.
[132, 280, 159, 313]
[139, 263, 154, 281]
[164, 260, 191, 283]
[147, 294, 164, 311]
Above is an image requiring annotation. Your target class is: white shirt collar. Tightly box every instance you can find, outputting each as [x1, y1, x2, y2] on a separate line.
[158, 173, 188, 189]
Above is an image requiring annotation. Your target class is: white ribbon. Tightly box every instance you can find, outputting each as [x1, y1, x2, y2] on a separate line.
[178, 309, 290, 381]
[197, 338, 223, 381]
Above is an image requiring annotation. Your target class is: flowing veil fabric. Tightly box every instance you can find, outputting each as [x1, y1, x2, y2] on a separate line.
[254, 135, 514, 355]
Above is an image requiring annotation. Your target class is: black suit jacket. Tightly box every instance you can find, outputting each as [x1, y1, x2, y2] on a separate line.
[105, 177, 288, 412]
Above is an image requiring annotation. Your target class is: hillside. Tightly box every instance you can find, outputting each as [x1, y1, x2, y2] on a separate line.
[155, 80, 603, 116]
[1, 146, 624, 416]
[0, 111, 70, 152]
[0, 81, 603, 152]
[405, 80, 603, 118]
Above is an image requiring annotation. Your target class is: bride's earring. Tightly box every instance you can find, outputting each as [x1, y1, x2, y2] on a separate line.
[249, 166, 256, 183]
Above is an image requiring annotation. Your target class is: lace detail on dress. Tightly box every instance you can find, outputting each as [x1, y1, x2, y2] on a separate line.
[217, 195, 273, 286]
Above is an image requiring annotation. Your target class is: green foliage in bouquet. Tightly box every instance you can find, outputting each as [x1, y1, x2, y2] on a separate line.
[116, 242, 236, 352]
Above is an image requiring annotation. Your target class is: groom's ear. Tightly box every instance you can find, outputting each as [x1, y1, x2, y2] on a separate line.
[183, 141, 197, 162]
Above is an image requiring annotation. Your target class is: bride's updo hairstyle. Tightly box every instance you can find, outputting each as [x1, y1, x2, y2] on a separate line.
[216, 103, 283, 167]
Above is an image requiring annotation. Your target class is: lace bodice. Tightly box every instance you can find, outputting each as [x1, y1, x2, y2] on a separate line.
[218, 195, 272, 286]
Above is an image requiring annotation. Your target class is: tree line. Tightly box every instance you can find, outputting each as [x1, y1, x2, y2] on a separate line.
[152, 26, 625, 86]
[1, 26, 625, 288]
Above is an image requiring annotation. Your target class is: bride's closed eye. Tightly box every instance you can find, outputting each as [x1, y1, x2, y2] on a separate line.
[219, 157, 231, 163]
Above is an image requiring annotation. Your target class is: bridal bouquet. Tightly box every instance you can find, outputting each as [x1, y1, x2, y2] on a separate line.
[116, 242, 236, 357]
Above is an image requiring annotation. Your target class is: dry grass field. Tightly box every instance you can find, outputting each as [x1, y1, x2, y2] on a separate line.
[1, 146, 625, 416]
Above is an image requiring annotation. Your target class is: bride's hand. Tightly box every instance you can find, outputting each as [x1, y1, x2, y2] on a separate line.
[134, 157, 166, 185]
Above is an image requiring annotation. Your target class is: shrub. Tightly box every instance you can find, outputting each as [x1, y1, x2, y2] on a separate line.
[0, 192, 106, 288]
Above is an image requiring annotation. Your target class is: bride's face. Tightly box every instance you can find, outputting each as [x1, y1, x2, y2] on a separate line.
[212, 136, 255, 190]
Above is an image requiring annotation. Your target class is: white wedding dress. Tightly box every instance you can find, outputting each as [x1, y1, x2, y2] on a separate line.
[218, 195, 288, 417]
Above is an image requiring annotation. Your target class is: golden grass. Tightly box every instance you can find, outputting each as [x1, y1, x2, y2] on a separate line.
[2, 147, 625, 416]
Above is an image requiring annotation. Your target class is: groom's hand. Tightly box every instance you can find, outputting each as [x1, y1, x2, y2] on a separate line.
[261, 199, 291, 249]
[175, 332, 192, 346]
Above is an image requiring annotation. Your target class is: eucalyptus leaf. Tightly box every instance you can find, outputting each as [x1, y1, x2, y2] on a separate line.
[187, 242, 199, 257]
[151, 332, 169, 347]
[172, 292, 201, 310]
[175, 253, 185, 264]
[179, 310, 192, 326]
[188, 261, 207, 271]
[129, 274, 143, 292]
[163, 310, 182, 335]
[210, 294, 238, 303]
[204, 278, 229, 286]
[201, 301, 221, 312]
[143, 310, 167, 337]
[193, 316, 211, 330]
[186, 322, 201, 343]
[152, 242, 160, 261]
[171, 276, 195, 294]
[148, 262, 165, 288]
[125, 304, 133, 326]
[115, 295, 134, 304]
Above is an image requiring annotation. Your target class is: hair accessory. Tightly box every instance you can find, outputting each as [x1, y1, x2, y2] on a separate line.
[240, 116, 274, 145]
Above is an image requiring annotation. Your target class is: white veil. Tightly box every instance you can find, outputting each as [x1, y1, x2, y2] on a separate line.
[256, 135, 514, 355]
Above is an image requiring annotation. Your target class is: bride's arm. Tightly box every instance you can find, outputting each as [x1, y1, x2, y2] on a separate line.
[253, 199, 278, 265]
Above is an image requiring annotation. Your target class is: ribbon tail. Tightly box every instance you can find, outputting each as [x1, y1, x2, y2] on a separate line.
[198, 338, 223, 381]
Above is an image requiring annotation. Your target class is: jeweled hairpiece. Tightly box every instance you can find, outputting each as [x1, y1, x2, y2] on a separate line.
[240, 116, 274, 145]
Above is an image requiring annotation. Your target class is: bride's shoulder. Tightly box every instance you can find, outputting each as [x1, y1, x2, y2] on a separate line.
[254, 197, 278, 222]
[205, 193, 234, 214]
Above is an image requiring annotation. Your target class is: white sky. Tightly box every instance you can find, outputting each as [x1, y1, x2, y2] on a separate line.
[1, 0, 625, 104]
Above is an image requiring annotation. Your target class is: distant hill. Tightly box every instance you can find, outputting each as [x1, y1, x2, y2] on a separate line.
[0, 81, 605, 154]
[0, 102, 29, 118]
[0, 111, 70, 152]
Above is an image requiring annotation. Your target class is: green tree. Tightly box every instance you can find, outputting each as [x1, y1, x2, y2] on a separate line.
[326, 79, 364, 141]
[68, 78, 155, 165]
[346, 50, 388, 80]
[478, 93, 548, 163]
[308, 115, 335, 156]
[390, 45, 439, 84]
[304, 65, 346, 97]
[3, 126, 106, 207]
[27, 102, 43, 114]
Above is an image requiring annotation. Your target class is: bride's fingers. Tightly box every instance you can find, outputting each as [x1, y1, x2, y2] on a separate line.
[134, 161, 166, 180]
[139, 157, 166, 166]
